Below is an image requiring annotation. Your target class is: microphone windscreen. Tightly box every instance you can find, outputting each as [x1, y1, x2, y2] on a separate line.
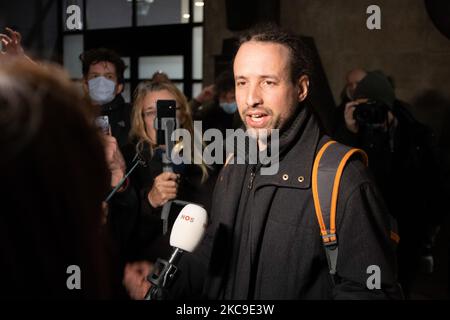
[170, 204, 208, 252]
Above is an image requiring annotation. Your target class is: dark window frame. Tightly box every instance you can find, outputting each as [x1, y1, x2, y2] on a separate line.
[60, 0, 203, 100]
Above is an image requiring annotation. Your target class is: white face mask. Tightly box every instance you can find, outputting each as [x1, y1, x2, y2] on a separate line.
[88, 76, 116, 105]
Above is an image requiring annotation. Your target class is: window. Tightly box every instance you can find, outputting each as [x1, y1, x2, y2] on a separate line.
[122, 57, 131, 102]
[139, 56, 184, 80]
[137, 0, 190, 26]
[193, 0, 204, 23]
[61, 0, 204, 99]
[192, 82, 202, 99]
[192, 26, 203, 80]
[63, 34, 83, 79]
[86, 0, 132, 29]
[122, 82, 131, 103]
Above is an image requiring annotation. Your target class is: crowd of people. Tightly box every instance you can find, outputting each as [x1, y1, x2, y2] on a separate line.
[0, 24, 447, 300]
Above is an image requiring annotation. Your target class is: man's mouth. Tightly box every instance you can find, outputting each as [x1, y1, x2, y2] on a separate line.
[246, 111, 271, 128]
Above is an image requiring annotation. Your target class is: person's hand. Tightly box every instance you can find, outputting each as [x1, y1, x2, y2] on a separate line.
[344, 98, 368, 134]
[148, 172, 179, 208]
[0, 27, 35, 65]
[195, 84, 215, 104]
[0, 27, 24, 56]
[102, 134, 126, 188]
[123, 261, 153, 300]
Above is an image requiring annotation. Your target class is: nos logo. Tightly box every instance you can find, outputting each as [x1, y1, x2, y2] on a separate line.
[181, 214, 195, 223]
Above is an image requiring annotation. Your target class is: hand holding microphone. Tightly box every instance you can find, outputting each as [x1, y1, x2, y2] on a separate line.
[144, 203, 208, 300]
[123, 261, 154, 300]
[153, 99, 179, 234]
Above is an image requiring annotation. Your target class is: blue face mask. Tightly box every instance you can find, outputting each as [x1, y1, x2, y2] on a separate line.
[88, 76, 116, 105]
[219, 101, 238, 114]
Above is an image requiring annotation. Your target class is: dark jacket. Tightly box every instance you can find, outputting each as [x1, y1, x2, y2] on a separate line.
[107, 181, 140, 258]
[104, 175, 140, 298]
[334, 100, 444, 224]
[333, 100, 445, 294]
[173, 104, 402, 300]
[101, 94, 132, 149]
[122, 142, 217, 262]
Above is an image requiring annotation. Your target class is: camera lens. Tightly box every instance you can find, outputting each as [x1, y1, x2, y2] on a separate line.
[353, 100, 389, 126]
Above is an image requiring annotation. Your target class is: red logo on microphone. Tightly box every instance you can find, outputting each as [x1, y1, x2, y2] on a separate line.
[181, 214, 195, 223]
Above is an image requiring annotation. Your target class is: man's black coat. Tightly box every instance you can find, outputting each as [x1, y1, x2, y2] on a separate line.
[172, 104, 403, 299]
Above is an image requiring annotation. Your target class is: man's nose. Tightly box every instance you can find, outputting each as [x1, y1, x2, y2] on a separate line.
[246, 83, 263, 108]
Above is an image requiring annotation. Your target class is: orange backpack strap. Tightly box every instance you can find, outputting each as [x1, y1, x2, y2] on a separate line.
[312, 139, 368, 279]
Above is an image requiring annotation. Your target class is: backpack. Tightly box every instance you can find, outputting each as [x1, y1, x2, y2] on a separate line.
[312, 140, 400, 284]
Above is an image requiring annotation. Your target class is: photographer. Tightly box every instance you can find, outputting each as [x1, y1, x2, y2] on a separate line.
[333, 70, 445, 298]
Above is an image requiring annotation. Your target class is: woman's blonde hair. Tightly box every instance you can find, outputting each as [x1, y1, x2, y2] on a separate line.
[130, 81, 209, 182]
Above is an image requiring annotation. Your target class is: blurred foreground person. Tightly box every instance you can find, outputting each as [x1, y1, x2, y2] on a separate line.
[0, 60, 111, 299]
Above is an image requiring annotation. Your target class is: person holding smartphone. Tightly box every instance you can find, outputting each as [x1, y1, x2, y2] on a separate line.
[80, 48, 132, 149]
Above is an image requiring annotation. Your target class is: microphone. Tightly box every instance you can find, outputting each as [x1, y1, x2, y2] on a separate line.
[153, 99, 178, 235]
[104, 151, 146, 202]
[144, 203, 208, 300]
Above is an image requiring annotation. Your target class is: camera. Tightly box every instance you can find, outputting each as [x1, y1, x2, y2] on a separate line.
[353, 100, 390, 126]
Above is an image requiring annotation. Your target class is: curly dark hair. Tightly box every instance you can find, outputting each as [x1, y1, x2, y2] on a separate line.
[237, 23, 313, 84]
[79, 48, 127, 84]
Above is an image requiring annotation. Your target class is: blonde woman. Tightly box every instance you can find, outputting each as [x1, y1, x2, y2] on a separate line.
[122, 81, 215, 296]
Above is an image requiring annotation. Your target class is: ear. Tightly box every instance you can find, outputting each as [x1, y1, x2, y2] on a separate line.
[297, 75, 309, 102]
[116, 83, 124, 95]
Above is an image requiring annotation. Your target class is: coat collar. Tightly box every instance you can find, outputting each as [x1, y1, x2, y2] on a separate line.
[255, 104, 322, 190]
[205, 104, 323, 299]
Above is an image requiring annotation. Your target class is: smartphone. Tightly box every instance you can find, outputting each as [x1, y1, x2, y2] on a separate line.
[95, 115, 110, 135]
[156, 100, 177, 145]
